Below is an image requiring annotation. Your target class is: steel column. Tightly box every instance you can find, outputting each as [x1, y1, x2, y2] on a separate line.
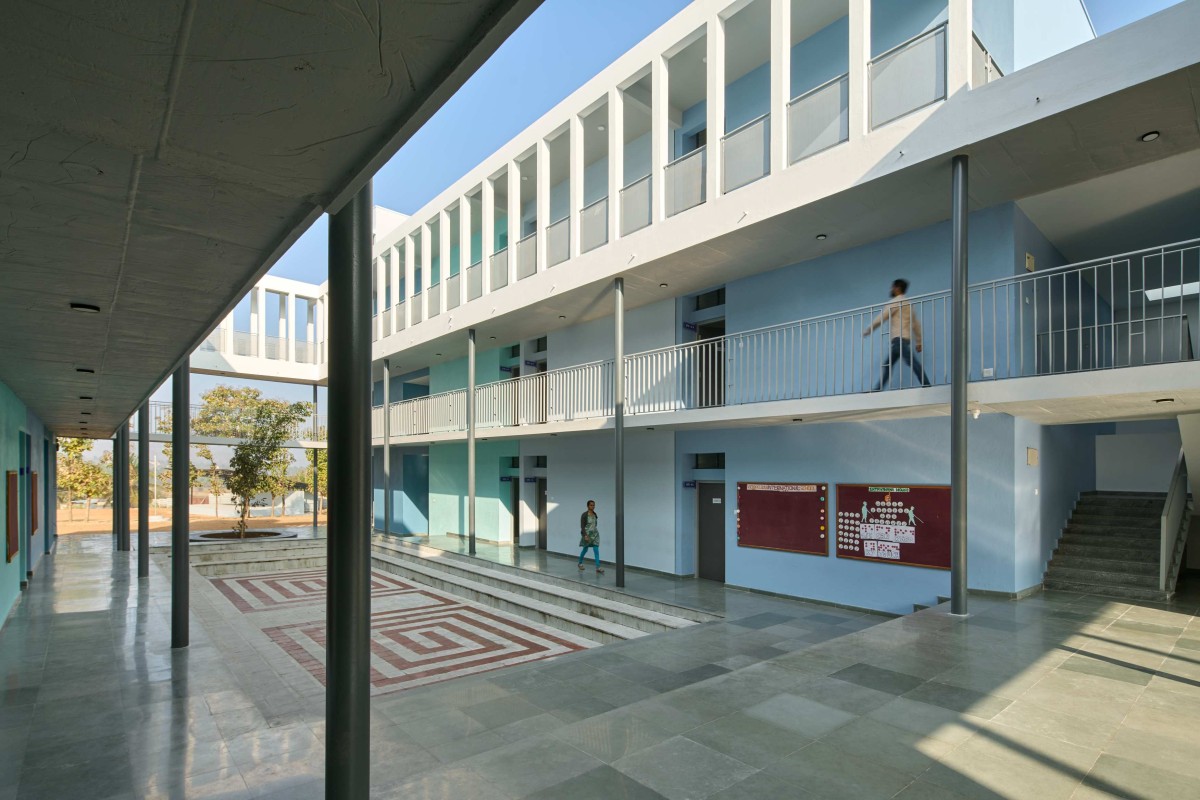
[111, 435, 121, 551]
[312, 383, 319, 528]
[383, 358, 391, 538]
[467, 329, 476, 555]
[138, 402, 149, 578]
[614, 278, 625, 587]
[325, 181, 372, 800]
[950, 155, 969, 616]
[171, 362, 189, 648]
[118, 422, 130, 551]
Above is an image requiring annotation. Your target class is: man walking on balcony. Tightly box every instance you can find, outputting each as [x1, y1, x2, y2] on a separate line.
[864, 279, 931, 391]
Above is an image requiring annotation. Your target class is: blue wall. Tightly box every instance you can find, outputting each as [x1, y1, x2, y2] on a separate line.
[373, 446, 429, 534]
[0, 378, 46, 622]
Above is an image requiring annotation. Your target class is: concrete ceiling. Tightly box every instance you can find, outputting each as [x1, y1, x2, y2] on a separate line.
[0, 0, 540, 438]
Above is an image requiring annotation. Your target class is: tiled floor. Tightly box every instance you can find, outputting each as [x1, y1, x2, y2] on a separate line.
[3, 534, 1199, 799]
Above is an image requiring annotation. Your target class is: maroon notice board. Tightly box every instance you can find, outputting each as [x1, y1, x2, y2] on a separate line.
[6, 471, 17, 563]
[835, 484, 951, 569]
[736, 482, 829, 556]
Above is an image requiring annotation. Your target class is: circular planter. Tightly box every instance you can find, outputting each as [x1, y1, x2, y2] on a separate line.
[190, 530, 299, 543]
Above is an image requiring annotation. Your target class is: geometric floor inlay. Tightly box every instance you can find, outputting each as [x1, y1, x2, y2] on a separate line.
[212, 569, 591, 695]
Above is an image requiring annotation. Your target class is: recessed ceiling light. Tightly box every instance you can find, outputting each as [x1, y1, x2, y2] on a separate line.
[816, 234, 828, 241]
[598, 124, 606, 131]
[79, 395, 93, 400]
[76, 368, 95, 374]
[81, 411, 91, 415]
[1155, 397, 1175, 403]
[489, 336, 496, 340]
[70, 302, 101, 313]
[558, 315, 566, 320]
[435, 353, 442, 357]
[1140, 131, 1160, 142]
[521, 176, 528, 181]
[792, 418, 803, 423]
[659, 283, 668, 288]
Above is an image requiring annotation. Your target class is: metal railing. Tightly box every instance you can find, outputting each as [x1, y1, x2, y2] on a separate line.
[295, 340, 316, 364]
[428, 282, 441, 318]
[374, 239, 1200, 438]
[388, 389, 467, 437]
[491, 248, 509, 290]
[232, 330, 257, 357]
[265, 335, 286, 360]
[372, 314, 380, 342]
[971, 34, 1004, 87]
[869, 23, 947, 128]
[446, 272, 461, 310]
[516, 233, 537, 280]
[789, 73, 849, 164]
[722, 114, 770, 193]
[620, 175, 652, 235]
[581, 197, 608, 253]
[547, 217, 570, 267]
[395, 301, 406, 333]
[142, 401, 327, 442]
[1160, 447, 1190, 591]
[665, 146, 706, 217]
[467, 260, 483, 300]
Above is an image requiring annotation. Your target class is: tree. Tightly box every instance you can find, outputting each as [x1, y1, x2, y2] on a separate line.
[226, 400, 309, 536]
[157, 409, 199, 498]
[306, 448, 327, 514]
[57, 438, 92, 522]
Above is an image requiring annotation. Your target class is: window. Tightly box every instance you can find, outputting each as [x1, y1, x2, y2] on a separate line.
[694, 288, 725, 311]
[534, 456, 548, 469]
[507, 457, 520, 469]
[693, 453, 725, 470]
[506, 344, 521, 359]
[534, 336, 547, 353]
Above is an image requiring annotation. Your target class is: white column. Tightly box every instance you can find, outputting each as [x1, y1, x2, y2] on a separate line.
[420, 222, 432, 319]
[948, 0, 973, 94]
[255, 286, 266, 358]
[389, 245, 402, 315]
[439, 209, 452, 311]
[286, 292, 297, 361]
[404, 234, 416, 325]
[770, 0, 792, 173]
[375, 254, 386, 336]
[650, 58, 669, 222]
[306, 299, 315, 346]
[507, 160, 521, 283]
[569, 117, 584, 257]
[607, 88, 624, 241]
[849, 0, 871, 137]
[535, 139, 550, 272]
[706, 16, 726, 203]
[482, 179, 495, 293]
[315, 297, 324, 364]
[459, 195, 472, 304]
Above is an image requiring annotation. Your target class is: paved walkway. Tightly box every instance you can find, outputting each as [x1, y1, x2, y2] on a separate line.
[1, 535, 1197, 799]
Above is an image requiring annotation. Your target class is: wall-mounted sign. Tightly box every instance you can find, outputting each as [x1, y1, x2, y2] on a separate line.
[682, 480, 697, 489]
[834, 484, 951, 569]
[683, 321, 697, 332]
[524, 359, 537, 367]
[499, 365, 513, 374]
[736, 482, 828, 556]
[523, 477, 538, 483]
[500, 476, 513, 482]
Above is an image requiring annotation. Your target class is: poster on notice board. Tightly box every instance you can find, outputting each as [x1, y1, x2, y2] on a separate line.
[834, 484, 950, 569]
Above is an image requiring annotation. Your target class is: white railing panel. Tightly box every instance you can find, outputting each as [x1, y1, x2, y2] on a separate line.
[467, 262, 483, 300]
[870, 24, 947, 128]
[446, 273, 461, 310]
[411, 296, 423, 325]
[232, 331, 257, 357]
[265, 335, 286, 360]
[971, 34, 1003, 87]
[547, 218, 570, 267]
[516, 234, 537, 280]
[428, 283, 441, 318]
[789, 74, 849, 164]
[620, 176, 652, 235]
[491, 249, 509, 290]
[722, 115, 769, 194]
[665, 147, 706, 217]
[395, 301, 406, 332]
[581, 197, 608, 253]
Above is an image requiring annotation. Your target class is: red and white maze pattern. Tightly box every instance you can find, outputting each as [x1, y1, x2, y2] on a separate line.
[212, 569, 591, 695]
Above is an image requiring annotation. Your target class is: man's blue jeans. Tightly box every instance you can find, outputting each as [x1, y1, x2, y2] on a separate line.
[874, 337, 930, 391]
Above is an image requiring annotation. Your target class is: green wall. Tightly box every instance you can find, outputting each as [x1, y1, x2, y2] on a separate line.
[0, 379, 28, 621]
[429, 441, 519, 541]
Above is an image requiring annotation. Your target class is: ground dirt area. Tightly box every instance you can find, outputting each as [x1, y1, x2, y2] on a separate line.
[56, 509, 326, 536]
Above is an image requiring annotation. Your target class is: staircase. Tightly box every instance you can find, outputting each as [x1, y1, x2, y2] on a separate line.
[371, 536, 718, 644]
[152, 537, 328, 577]
[1044, 491, 1191, 602]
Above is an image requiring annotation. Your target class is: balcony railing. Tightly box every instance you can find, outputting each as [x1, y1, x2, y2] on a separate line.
[581, 197, 608, 253]
[491, 248, 509, 290]
[467, 260, 483, 300]
[265, 335, 286, 360]
[446, 273, 461, 310]
[387, 389, 467, 437]
[620, 175, 651, 235]
[971, 34, 1003, 88]
[428, 282, 441, 318]
[141, 401, 327, 442]
[232, 330, 257, 357]
[665, 147, 706, 217]
[722, 114, 769, 193]
[789, 73, 849, 164]
[869, 23, 947, 128]
[295, 340, 316, 364]
[547, 217, 570, 267]
[373, 239, 1200, 440]
[516, 233, 537, 280]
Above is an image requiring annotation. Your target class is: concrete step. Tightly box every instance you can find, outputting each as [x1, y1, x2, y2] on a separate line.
[1064, 522, 1159, 537]
[1045, 565, 1158, 589]
[1058, 532, 1160, 550]
[1067, 513, 1160, 529]
[152, 538, 328, 577]
[1054, 542, 1159, 562]
[1075, 493, 1167, 510]
[370, 551, 651, 645]
[372, 536, 718, 624]
[1042, 577, 1171, 603]
[1048, 555, 1158, 576]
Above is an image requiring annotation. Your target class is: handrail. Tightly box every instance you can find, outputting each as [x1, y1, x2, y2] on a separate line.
[581, 195, 608, 212]
[788, 72, 849, 107]
[1160, 447, 1189, 591]
[517, 231, 537, 244]
[666, 145, 706, 169]
[869, 21, 948, 65]
[972, 237, 1200, 287]
[722, 112, 770, 141]
[621, 174, 651, 191]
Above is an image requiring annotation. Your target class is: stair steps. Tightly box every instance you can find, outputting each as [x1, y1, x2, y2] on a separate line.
[153, 538, 328, 577]
[370, 536, 717, 645]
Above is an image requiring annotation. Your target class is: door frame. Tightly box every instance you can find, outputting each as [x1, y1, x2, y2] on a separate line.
[695, 480, 726, 583]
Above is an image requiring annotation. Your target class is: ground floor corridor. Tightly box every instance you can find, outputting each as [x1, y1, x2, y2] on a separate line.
[2, 537, 1199, 798]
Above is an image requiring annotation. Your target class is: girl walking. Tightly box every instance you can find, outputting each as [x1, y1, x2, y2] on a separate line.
[578, 500, 604, 574]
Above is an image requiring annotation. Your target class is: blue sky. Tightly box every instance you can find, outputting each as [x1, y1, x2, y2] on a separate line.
[267, 0, 1182, 285]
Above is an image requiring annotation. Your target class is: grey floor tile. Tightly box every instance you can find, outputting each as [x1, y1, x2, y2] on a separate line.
[462, 694, 545, 730]
[683, 711, 812, 769]
[377, 765, 509, 800]
[1058, 653, 1154, 687]
[554, 712, 674, 763]
[526, 764, 668, 800]
[465, 733, 603, 796]
[819, 716, 951, 777]
[765, 740, 914, 800]
[1076, 754, 1197, 800]
[742, 693, 856, 739]
[830, 662, 927, 695]
[613, 736, 758, 800]
[901, 681, 1012, 720]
